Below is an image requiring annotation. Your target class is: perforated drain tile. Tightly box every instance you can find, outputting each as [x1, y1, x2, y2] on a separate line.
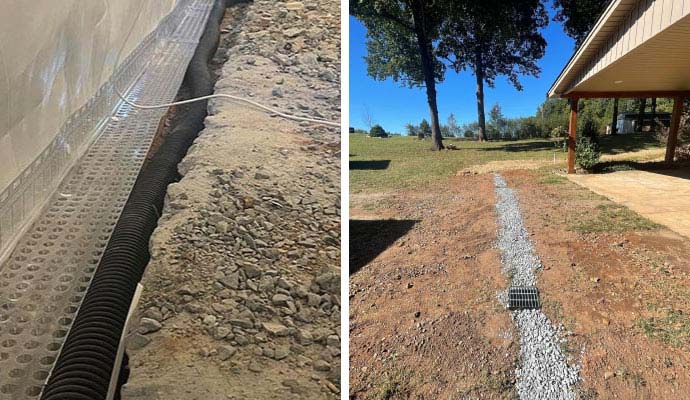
[0, 1, 213, 398]
[508, 286, 540, 310]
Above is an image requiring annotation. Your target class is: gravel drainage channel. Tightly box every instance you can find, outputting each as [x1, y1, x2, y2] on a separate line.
[493, 173, 580, 400]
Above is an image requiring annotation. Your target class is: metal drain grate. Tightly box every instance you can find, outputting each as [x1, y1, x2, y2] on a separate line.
[508, 286, 540, 310]
[0, 1, 213, 399]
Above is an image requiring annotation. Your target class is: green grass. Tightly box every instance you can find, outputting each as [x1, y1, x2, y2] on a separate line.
[638, 307, 690, 351]
[349, 133, 664, 193]
[375, 369, 411, 400]
[537, 174, 568, 185]
[573, 204, 660, 233]
[350, 135, 562, 193]
[598, 132, 664, 154]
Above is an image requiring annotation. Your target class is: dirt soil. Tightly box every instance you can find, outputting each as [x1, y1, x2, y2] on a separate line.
[351, 169, 690, 400]
[349, 175, 518, 400]
[504, 169, 690, 399]
[122, 1, 341, 399]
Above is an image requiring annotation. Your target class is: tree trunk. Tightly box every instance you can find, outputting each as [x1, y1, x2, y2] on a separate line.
[424, 82, 443, 149]
[410, 0, 443, 150]
[611, 98, 619, 134]
[474, 48, 487, 141]
[637, 98, 646, 132]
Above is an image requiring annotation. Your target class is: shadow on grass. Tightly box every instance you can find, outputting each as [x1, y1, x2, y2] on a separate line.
[478, 140, 555, 152]
[473, 134, 661, 154]
[350, 160, 391, 170]
[599, 133, 662, 154]
[350, 219, 418, 274]
[592, 161, 690, 180]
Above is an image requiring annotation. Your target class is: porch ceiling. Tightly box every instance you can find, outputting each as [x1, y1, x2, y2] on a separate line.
[548, 0, 690, 98]
[566, 13, 690, 96]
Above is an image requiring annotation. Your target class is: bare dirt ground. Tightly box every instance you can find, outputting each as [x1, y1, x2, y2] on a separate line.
[350, 175, 518, 400]
[505, 169, 690, 399]
[123, 1, 341, 399]
[351, 169, 690, 399]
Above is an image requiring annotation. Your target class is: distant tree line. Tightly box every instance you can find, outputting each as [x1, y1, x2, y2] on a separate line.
[355, 95, 680, 141]
[400, 98, 677, 142]
[349, 125, 403, 137]
[405, 113, 462, 138]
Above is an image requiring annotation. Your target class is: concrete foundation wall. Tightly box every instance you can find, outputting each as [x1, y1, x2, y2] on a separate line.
[0, 0, 176, 193]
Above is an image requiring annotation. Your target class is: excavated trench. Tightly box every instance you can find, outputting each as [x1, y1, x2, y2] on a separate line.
[40, 2, 242, 399]
[0, 1, 246, 399]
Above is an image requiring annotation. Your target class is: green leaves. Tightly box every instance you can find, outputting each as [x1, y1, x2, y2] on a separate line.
[438, 0, 548, 91]
[351, 0, 445, 88]
[575, 135, 601, 170]
[553, 0, 609, 45]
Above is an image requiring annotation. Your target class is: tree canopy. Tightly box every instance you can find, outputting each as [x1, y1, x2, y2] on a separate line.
[354, 1, 675, 148]
[438, 0, 548, 140]
[369, 124, 387, 137]
[351, 0, 447, 150]
[488, 103, 507, 140]
[419, 119, 431, 137]
[553, 0, 609, 45]
[351, 1, 445, 87]
[440, 1, 547, 90]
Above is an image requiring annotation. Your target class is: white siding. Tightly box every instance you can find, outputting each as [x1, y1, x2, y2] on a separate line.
[567, 0, 690, 92]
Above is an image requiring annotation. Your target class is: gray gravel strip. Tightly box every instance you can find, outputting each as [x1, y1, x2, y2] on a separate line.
[493, 173, 580, 400]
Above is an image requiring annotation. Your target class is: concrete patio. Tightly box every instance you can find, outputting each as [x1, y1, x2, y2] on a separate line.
[568, 169, 690, 238]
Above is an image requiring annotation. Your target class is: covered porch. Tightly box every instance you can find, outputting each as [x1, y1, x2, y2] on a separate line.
[548, 0, 690, 173]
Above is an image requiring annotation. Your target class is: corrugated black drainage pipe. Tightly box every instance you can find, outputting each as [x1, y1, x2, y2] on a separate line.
[39, 0, 236, 398]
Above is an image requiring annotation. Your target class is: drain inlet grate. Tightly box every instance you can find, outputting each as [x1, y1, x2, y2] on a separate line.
[508, 286, 540, 310]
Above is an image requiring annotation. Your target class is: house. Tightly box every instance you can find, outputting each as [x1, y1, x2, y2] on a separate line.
[548, 0, 690, 172]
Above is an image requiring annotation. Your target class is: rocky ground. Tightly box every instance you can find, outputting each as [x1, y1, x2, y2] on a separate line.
[123, 1, 340, 399]
[351, 169, 690, 399]
[350, 176, 518, 399]
[505, 169, 690, 399]
[494, 174, 579, 400]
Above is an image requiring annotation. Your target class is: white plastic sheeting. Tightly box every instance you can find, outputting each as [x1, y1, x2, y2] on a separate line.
[0, 0, 176, 192]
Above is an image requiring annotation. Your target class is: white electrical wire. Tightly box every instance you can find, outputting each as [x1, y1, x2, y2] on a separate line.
[110, 3, 337, 129]
[114, 88, 340, 128]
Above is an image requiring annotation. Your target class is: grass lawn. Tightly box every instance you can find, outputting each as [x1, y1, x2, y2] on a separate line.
[350, 133, 665, 193]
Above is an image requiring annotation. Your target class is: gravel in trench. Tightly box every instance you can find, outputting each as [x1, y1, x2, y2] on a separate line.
[494, 173, 580, 400]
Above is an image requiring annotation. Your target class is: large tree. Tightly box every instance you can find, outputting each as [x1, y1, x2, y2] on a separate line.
[351, 0, 446, 150]
[553, 0, 609, 45]
[439, 1, 547, 141]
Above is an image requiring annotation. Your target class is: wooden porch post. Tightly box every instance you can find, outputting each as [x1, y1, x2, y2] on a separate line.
[568, 97, 579, 174]
[665, 96, 684, 163]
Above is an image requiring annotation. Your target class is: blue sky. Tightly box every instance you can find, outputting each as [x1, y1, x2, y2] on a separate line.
[349, 7, 576, 133]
